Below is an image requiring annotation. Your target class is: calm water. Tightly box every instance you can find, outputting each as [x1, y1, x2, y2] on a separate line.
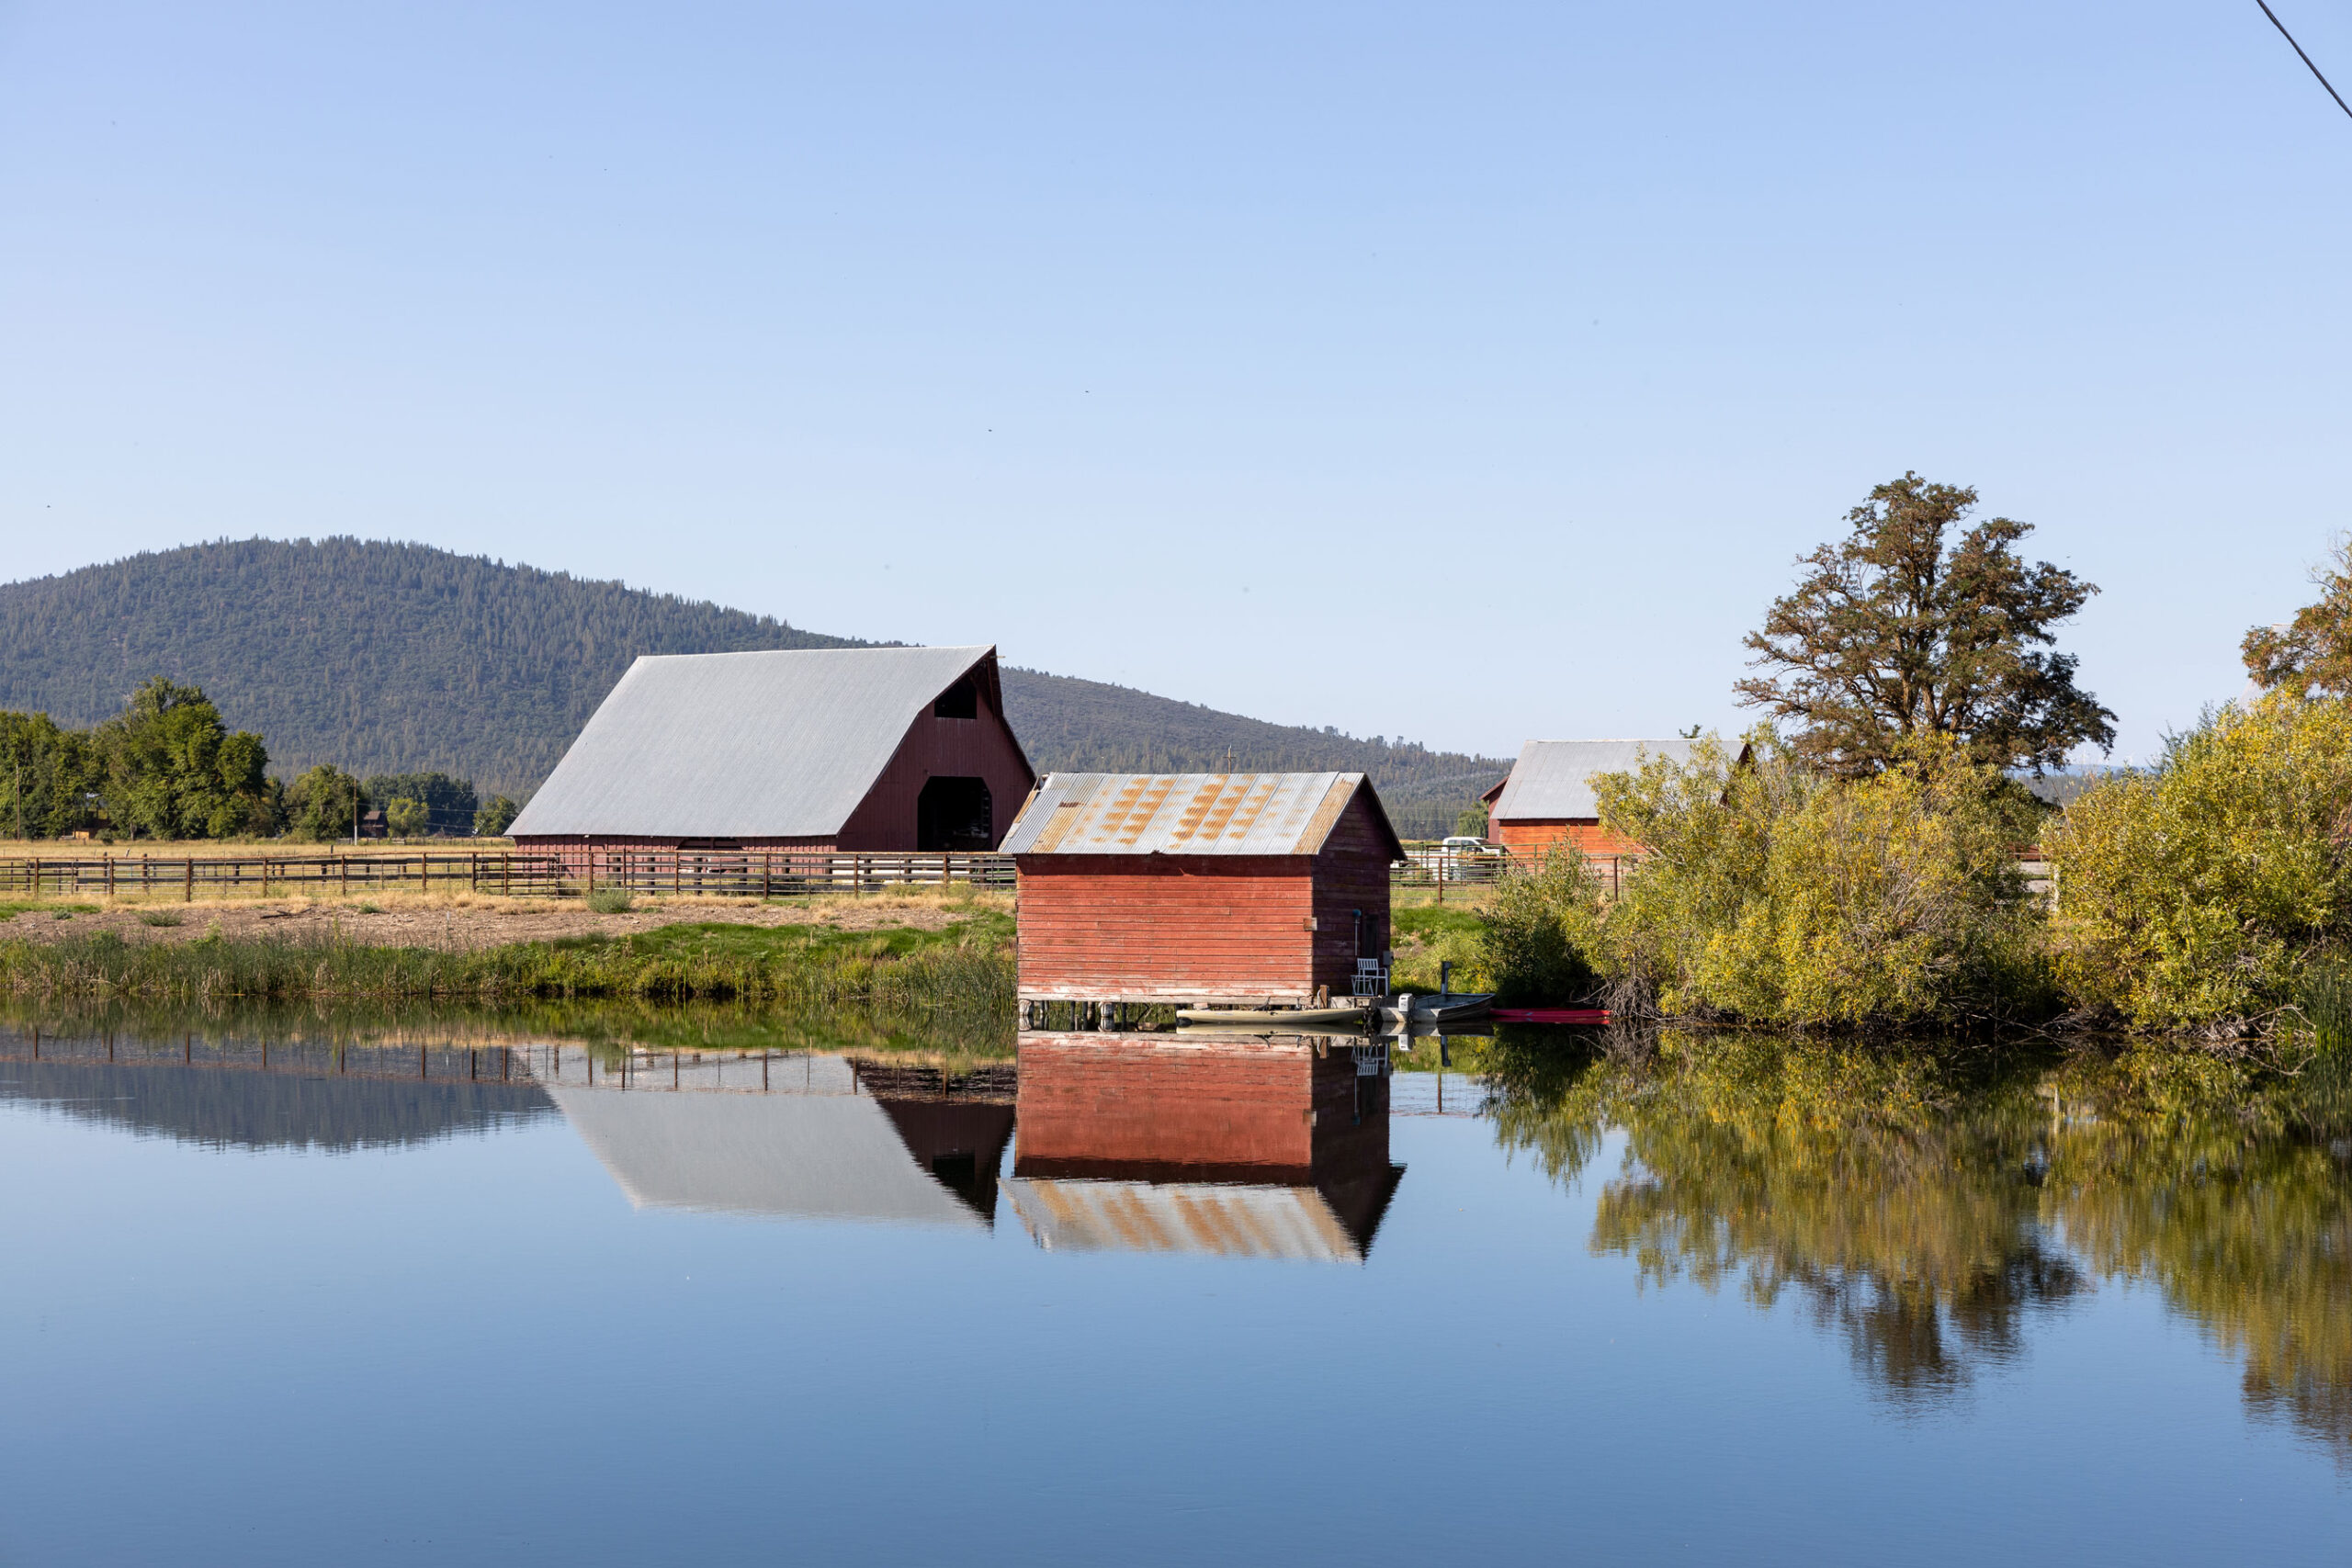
[2, 1018, 2346, 1565]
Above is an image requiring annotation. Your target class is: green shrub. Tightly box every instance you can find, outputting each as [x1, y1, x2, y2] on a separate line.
[1479, 851, 1599, 1003]
[1577, 734, 2048, 1029]
[2048, 694, 2352, 1031]
[585, 888, 633, 915]
[139, 910, 183, 928]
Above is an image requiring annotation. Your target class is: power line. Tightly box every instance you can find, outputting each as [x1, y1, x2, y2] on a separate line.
[2256, 0, 2352, 122]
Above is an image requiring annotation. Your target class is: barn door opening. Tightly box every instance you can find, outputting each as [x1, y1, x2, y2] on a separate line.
[917, 776, 994, 852]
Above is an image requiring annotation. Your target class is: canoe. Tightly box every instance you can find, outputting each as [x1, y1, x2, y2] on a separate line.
[1488, 1007, 1611, 1025]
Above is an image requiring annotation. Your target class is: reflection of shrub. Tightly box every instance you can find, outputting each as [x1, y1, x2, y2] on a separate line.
[2050, 694, 2352, 1031]
[2295, 956, 2352, 1058]
[585, 888, 633, 915]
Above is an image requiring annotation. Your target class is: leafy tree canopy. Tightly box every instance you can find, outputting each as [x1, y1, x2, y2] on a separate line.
[473, 795, 520, 837]
[2242, 536, 2352, 700]
[1736, 473, 2114, 777]
[362, 772, 478, 836]
[94, 678, 275, 840]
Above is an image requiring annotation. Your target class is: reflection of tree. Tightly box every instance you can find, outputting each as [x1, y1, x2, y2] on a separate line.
[2040, 1052, 2352, 1454]
[1485, 1033, 2352, 1445]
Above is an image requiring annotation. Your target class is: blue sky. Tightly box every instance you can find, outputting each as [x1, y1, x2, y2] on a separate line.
[3, 2, 2346, 761]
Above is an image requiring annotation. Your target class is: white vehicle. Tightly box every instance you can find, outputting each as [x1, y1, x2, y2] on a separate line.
[1439, 836, 1498, 855]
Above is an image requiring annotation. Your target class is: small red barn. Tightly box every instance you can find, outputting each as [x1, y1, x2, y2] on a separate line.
[1001, 772, 1405, 1011]
[1481, 738, 1705, 859]
[509, 646, 1034, 863]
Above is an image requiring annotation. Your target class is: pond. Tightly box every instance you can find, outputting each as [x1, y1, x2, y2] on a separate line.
[2, 1010, 2346, 1565]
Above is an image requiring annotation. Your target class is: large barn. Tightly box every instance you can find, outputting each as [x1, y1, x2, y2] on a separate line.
[508, 646, 1035, 859]
[1001, 771, 1405, 1011]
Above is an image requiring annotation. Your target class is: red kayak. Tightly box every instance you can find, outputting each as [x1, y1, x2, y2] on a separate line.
[1488, 1008, 1611, 1025]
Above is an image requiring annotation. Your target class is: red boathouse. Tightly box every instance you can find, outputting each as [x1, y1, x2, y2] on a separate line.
[509, 646, 1034, 864]
[1001, 772, 1405, 1012]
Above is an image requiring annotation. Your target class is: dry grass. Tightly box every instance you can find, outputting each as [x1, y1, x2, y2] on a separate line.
[0, 883, 1013, 953]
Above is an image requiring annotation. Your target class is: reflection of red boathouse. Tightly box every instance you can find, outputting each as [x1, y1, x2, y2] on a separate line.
[1002, 1033, 1405, 1262]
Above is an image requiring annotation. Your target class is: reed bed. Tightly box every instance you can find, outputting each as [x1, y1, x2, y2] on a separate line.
[0, 919, 1014, 1020]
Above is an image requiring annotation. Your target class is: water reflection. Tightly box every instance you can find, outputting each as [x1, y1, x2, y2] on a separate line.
[545, 1049, 1015, 1227]
[0, 1024, 555, 1151]
[1485, 1031, 2352, 1451]
[1003, 1032, 1405, 1262]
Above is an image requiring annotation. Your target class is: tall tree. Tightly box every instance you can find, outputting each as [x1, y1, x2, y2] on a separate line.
[96, 677, 276, 839]
[1736, 473, 2115, 776]
[2241, 536, 2352, 701]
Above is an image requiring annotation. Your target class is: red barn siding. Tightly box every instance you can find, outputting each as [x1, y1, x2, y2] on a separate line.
[1015, 857, 1314, 1002]
[1492, 818, 1645, 859]
[834, 688, 1036, 852]
[510, 835, 833, 877]
[1311, 795, 1395, 978]
[1014, 792, 1396, 1004]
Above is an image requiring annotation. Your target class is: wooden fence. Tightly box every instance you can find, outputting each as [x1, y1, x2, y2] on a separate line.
[0, 850, 1016, 901]
[1394, 848, 1643, 897]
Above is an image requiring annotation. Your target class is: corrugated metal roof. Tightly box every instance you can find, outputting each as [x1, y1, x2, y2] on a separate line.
[1000, 772, 1401, 858]
[1488, 739, 1695, 821]
[509, 646, 1001, 838]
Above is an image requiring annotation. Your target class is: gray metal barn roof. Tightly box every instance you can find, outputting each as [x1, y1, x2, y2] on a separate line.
[1000, 773, 1403, 858]
[1487, 739, 1696, 821]
[508, 646, 999, 839]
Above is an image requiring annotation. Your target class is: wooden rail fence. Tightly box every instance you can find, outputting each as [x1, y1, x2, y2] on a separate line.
[0, 850, 1015, 901]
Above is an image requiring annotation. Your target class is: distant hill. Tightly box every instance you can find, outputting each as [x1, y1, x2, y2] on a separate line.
[0, 539, 1505, 837]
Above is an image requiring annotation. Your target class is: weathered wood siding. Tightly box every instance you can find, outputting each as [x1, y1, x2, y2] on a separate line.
[1013, 791, 1394, 1003]
[1310, 793, 1395, 987]
[1015, 856, 1316, 1001]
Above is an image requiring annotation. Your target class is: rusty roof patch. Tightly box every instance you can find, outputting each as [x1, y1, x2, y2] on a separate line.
[1001, 773, 1402, 858]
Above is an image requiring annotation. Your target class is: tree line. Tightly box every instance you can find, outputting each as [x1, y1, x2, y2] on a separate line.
[1481, 473, 2352, 1044]
[0, 678, 518, 843]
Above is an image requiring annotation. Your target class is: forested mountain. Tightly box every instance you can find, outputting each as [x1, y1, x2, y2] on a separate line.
[0, 539, 1504, 837]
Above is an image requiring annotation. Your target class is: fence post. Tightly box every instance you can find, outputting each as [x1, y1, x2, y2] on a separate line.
[184, 858, 193, 902]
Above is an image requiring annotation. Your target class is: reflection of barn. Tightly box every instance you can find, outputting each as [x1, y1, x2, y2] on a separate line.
[1002, 773, 1405, 1012]
[1001, 1033, 1405, 1262]
[548, 1053, 1016, 1228]
[510, 646, 1035, 864]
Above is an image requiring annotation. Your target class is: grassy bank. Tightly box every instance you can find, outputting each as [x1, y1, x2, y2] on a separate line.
[0, 912, 1016, 1017]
